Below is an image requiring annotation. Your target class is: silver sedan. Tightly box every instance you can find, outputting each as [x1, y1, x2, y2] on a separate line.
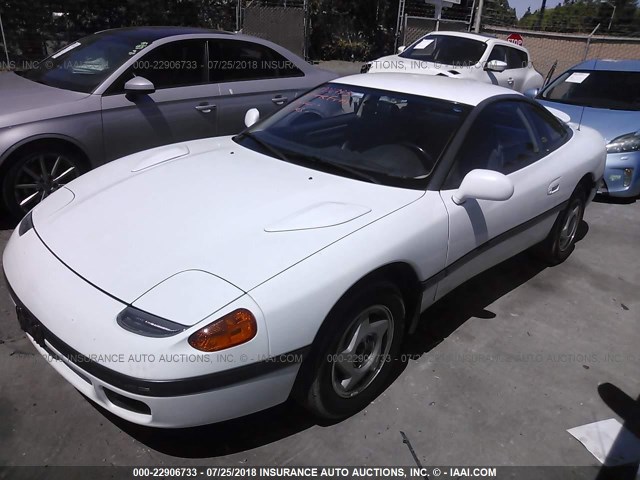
[0, 26, 336, 217]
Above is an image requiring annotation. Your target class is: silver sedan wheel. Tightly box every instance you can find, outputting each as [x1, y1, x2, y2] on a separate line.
[331, 305, 394, 399]
[558, 202, 583, 252]
[14, 153, 80, 210]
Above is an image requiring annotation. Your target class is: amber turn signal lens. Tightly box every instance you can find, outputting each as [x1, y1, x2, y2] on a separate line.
[188, 309, 257, 352]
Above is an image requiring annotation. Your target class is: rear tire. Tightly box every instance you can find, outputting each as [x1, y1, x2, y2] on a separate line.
[296, 281, 405, 420]
[2, 146, 85, 219]
[534, 185, 586, 265]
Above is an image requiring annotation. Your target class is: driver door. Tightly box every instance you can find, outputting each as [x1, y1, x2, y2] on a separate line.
[435, 100, 555, 300]
[485, 45, 526, 91]
[101, 39, 220, 161]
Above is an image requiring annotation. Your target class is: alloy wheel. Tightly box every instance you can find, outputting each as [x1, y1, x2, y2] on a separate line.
[13, 153, 80, 211]
[331, 305, 394, 398]
[558, 202, 583, 252]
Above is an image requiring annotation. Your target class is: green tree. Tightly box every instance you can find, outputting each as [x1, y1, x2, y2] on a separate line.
[483, 0, 518, 26]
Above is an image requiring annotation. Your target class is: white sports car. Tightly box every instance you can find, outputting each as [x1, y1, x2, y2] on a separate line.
[3, 73, 605, 428]
[362, 31, 544, 93]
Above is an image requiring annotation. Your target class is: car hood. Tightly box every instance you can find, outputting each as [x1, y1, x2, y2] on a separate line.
[32, 137, 424, 303]
[0, 72, 90, 127]
[537, 99, 640, 143]
[368, 55, 469, 77]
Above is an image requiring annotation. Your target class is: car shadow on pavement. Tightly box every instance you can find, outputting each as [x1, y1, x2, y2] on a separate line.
[594, 383, 640, 480]
[593, 194, 638, 205]
[87, 396, 317, 458]
[401, 249, 548, 362]
[88, 221, 589, 458]
[401, 218, 587, 361]
[0, 213, 19, 230]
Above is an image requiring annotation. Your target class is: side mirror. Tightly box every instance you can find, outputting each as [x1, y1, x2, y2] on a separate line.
[397, 46, 406, 54]
[244, 108, 260, 128]
[452, 169, 514, 205]
[485, 60, 508, 73]
[524, 88, 539, 99]
[124, 76, 155, 95]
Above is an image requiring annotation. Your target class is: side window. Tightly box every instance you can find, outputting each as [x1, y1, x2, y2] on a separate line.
[106, 40, 206, 93]
[209, 40, 304, 83]
[444, 101, 539, 189]
[130, 40, 206, 89]
[507, 47, 528, 69]
[488, 46, 508, 65]
[521, 103, 569, 154]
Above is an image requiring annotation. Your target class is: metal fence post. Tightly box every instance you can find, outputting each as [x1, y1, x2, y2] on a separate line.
[473, 0, 484, 33]
[303, 0, 309, 60]
[394, 0, 406, 52]
[236, 0, 242, 32]
[583, 23, 600, 60]
[0, 9, 10, 68]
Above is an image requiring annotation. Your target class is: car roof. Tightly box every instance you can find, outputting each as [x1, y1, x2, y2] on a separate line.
[420, 30, 528, 52]
[570, 59, 640, 72]
[93, 26, 231, 41]
[333, 73, 521, 107]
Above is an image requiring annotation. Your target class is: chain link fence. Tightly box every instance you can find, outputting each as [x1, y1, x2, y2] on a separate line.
[241, 0, 307, 58]
[2, 0, 640, 70]
[0, 0, 238, 69]
[484, 25, 640, 78]
[397, 0, 474, 49]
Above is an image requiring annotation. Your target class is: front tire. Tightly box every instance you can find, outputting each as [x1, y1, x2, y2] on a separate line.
[297, 282, 405, 420]
[534, 185, 586, 265]
[2, 146, 84, 219]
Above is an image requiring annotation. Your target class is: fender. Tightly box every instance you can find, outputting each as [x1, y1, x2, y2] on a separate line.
[0, 132, 94, 171]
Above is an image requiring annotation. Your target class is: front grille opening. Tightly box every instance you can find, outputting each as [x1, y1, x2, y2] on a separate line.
[103, 388, 151, 415]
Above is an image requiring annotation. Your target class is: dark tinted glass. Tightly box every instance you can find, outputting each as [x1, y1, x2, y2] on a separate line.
[445, 101, 537, 188]
[235, 83, 472, 188]
[488, 46, 508, 64]
[21, 31, 160, 93]
[129, 40, 206, 89]
[507, 47, 528, 68]
[488, 46, 527, 69]
[542, 70, 640, 111]
[400, 35, 487, 66]
[521, 103, 568, 154]
[209, 40, 304, 82]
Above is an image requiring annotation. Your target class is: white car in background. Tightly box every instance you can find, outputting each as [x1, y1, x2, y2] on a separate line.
[4, 74, 604, 428]
[362, 31, 544, 93]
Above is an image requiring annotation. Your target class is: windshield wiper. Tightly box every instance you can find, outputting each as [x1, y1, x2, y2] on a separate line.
[285, 151, 382, 185]
[236, 133, 381, 184]
[235, 131, 290, 162]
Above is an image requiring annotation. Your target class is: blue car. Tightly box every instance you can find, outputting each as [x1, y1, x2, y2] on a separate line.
[534, 59, 640, 198]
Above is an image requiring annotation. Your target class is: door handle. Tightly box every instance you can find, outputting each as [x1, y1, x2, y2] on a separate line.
[195, 104, 216, 113]
[507, 77, 514, 86]
[272, 96, 288, 105]
[548, 181, 560, 195]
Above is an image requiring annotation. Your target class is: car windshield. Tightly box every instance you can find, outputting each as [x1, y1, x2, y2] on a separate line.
[399, 34, 488, 66]
[19, 30, 161, 93]
[234, 83, 472, 188]
[541, 70, 640, 111]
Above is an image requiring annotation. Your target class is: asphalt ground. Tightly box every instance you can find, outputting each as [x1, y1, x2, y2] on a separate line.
[0, 59, 638, 476]
[0, 195, 638, 471]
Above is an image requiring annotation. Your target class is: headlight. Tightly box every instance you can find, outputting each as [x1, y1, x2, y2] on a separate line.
[18, 211, 34, 236]
[117, 306, 187, 337]
[188, 309, 257, 352]
[606, 131, 640, 154]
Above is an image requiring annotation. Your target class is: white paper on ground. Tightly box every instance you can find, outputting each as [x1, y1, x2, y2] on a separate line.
[567, 418, 640, 466]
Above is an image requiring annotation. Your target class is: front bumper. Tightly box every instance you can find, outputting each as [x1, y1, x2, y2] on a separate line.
[3, 227, 304, 428]
[598, 151, 640, 198]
